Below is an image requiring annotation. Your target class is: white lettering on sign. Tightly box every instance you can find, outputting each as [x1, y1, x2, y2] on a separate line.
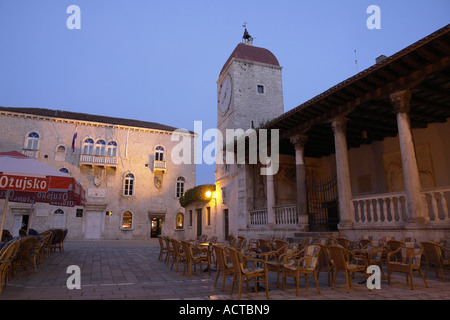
[0, 174, 50, 192]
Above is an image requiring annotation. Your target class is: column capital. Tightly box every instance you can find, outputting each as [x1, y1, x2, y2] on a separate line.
[331, 117, 348, 135]
[289, 134, 308, 150]
[390, 90, 412, 113]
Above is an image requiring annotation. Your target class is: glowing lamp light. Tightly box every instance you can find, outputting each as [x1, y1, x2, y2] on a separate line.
[205, 190, 212, 198]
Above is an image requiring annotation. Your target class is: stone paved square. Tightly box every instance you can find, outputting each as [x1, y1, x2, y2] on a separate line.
[0, 239, 449, 302]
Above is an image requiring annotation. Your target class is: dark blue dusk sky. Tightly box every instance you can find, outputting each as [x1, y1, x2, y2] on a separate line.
[0, 1, 448, 185]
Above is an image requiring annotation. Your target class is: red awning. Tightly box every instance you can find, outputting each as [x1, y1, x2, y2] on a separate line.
[0, 151, 86, 207]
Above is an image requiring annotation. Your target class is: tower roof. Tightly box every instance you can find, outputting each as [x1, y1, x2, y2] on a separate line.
[219, 42, 280, 77]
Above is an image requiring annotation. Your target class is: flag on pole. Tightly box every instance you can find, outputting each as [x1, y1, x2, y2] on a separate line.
[72, 123, 78, 152]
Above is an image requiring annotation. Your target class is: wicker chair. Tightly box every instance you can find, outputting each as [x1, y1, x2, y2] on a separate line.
[258, 239, 272, 253]
[1, 230, 13, 242]
[164, 237, 175, 264]
[385, 239, 404, 263]
[0, 239, 20, 293]
[365, 240, 386, 279]
[328, 245, 368, 293]
[40, 230, 54, 259]
[60, 229, 68, 252]
[282, 245, 321, 296]
[359, 235, 373, 248]
[50, 229, 64, 253]
[274, 240, 288, 250]
[170, 239, 186, 273]
[12, 236, 37, 277]
[228, 247, 269, 300]
[421, 241, 450, 281]
[266, 243, 298, 288]
[28, 234, 48, 272]
[336, 237, 360, 251]
[315, 242, 333, 287]
[181, 240, 210, 277]
[157, 235, 169, 262]
[213, 244, 234, 291]
[387, 242, 428, 290]
[237, 238, 249, 252]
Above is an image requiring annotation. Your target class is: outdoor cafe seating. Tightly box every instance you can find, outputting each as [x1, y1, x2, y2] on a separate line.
[0, 228, 67, 294]
[156, 233, 450, 298]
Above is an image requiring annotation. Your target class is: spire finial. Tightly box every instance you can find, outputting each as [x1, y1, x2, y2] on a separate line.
[242, 22, 253, 45]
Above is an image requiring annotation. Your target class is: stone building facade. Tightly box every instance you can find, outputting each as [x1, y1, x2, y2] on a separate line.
[186, 26, 450, 243]
[0, 107, 196, 240]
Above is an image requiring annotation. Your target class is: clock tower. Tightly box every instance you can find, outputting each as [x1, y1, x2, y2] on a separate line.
[215, 28, 284, 241]
[217, 28, 284, 137]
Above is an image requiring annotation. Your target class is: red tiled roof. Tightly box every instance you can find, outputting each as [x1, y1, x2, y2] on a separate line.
[220, 43, 280, 76]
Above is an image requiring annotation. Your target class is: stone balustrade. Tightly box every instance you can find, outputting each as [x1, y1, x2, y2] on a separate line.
[351, 186, 450, 227]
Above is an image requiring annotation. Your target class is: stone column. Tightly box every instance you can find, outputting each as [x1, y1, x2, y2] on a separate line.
[266, 166, 276, 227]
[290, 134, 309, 230]
[331, 117, 353, 228]
[390, 90, 424, 223]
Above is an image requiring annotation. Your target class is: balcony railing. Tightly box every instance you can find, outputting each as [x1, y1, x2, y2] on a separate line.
[249, 208, 267, 226]
[352, 192, 407, 226]
[249, 204, 298, 227]
[274, 205, 298, 225]
[153, 160, 167, 173]
[79, 154, 118, 167]
[421, 186, 450, 222]
[22, 149, 39, 159]
[351, 186, 450, 226]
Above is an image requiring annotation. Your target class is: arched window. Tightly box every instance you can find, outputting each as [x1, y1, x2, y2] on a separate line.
[123, 173, 135, 196]
[56, 145, 66, 153]
[176, 177, 185, 198]
[176, 213, 184, 229]
[122, 211, 132, 229]
[59, 167, 69, 174]
[25, 132, 40, 150]
[155, 146, 164, 161]
[95, 140, 106, 156]
[53, 209, 65, 228]
[82, 138, 94, 155]
[55, 145, 67, 161]
[107, 141, 117, 157]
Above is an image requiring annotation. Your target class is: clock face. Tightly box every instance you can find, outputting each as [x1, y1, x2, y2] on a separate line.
[219, 76, 232, 115]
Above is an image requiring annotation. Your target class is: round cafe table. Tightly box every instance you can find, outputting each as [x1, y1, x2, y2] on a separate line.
[197, 242, 216, 272]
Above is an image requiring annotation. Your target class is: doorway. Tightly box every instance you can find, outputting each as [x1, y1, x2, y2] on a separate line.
[223, 209, 229, 241]
[196, 209, 202, 238]
[306, 174, 339, 231]
[151, 218, 162, 238]
[13, 215, 29, 236]
[85, 211, 103, 239]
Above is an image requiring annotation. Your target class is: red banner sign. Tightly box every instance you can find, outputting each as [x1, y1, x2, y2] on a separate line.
[0, 174, 51, 192]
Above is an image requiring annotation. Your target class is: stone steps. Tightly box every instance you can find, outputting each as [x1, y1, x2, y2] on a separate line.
[287, 231, 340, 243]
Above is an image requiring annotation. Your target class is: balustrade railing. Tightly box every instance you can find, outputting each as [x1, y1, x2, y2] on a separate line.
[248, 187, 450, 229]
[421, 186, 450, 222]
[249, 208, 267, 226]
[22, 149, 39, 159]
[274, 205, 298, 225]
[351, 186, 450, 226]
[249, 204, 299, 227]
[352, 192, 407, 226]
[79, 154, 118, 166]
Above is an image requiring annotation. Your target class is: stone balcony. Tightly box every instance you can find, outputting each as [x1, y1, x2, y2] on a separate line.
[79, 154, 118, 169]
